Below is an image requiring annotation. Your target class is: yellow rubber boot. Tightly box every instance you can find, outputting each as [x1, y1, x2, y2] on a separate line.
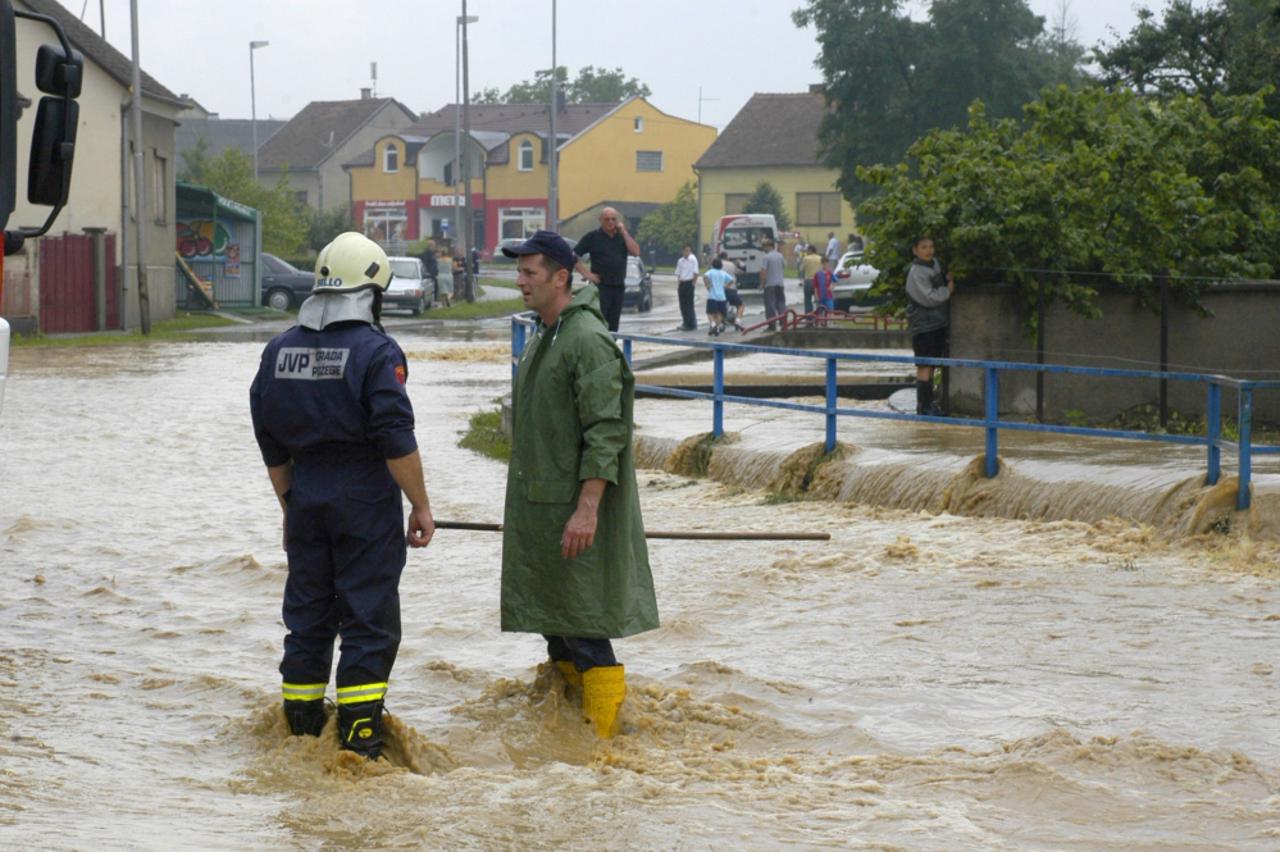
[554, 660, 582, 690]
[581, 664, 626, 738]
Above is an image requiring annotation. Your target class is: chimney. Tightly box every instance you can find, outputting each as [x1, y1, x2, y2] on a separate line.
[809, 83, 825, 95]
[360, 87, 372, 100]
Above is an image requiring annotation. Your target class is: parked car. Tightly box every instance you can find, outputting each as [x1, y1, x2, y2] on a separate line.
[260, 253, 314, 310]
[385, 256, 429, 315]
[622, 256, 653, 312]
[833, 250, 882, 309]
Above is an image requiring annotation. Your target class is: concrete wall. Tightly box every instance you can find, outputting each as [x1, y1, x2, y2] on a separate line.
[948, 283, 1280, 423]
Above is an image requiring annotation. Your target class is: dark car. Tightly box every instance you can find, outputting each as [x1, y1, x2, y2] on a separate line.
[260, 253, 314, 310]
[622, 256, 652, 312]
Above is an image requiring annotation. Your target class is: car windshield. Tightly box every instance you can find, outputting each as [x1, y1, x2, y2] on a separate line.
[389, 260, 419, 279]
[266, 255, 302, 274]
[722, 227, 771, 250]
[625, 257, 643, 285]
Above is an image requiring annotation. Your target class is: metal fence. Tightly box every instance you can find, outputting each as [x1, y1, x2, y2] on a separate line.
[511, 314, 1280, 511]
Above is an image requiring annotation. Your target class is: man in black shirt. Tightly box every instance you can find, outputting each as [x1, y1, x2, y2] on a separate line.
[573, 207, 640, 332]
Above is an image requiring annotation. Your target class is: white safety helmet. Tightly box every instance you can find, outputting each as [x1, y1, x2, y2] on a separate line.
[313, 232, 392, 294]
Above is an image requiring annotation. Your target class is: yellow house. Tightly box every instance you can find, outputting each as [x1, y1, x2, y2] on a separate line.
[344, 97, 715, 254]
[695, 92, 857, 253]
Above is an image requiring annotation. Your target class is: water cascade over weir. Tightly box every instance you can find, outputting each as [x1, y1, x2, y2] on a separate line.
[634, 434, 1276, 540]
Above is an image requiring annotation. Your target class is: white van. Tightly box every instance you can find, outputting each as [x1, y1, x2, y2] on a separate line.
[712, 214, 778, 289]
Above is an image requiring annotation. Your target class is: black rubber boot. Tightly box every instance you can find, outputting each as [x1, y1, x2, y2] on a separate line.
[283, 699, 326, 737]
[916, 380, 933, 415]
[337, 700, 385, 759]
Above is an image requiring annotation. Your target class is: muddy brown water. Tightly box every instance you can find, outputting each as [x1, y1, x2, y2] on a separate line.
[1, 329, 1278, 849]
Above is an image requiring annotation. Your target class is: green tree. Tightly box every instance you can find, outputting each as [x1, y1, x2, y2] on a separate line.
[855, 87, 1280, 326]
[482, 65, 650, 105]
[636, 181, 698, 256]
[307, 204, 353, 253]
[567, 66, 651, 102]
[178, 136, 210, 182]
[196, 148, 309, 256]
[743, 181, 791, 231]
[792, 0, 1084, 202]
[1095, 0, 1280, 118]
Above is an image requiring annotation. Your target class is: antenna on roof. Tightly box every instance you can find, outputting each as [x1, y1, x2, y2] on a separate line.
[371, 62, 378, 97]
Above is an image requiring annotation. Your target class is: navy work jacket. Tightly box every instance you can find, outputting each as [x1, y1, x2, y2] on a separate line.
[250, 320, 417, 467]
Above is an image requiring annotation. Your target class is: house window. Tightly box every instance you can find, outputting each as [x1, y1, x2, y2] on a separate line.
[725, 193, 749, 215]
[293, 190, 309, 206]
[152, 151, 168, 224]
[518, 140, 534, 171]
[633, 116, 644, 133]
[500, 206, 546, 240]
[383, 144, 399, 173]
[795, 192, 842, 226]
[636, 150, 663, 172]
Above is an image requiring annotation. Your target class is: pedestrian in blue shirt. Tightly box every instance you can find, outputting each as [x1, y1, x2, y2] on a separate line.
[704, 258, 734, 336]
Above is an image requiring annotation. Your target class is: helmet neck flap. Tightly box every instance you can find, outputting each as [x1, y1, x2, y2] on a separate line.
[298, 287, 378, 331]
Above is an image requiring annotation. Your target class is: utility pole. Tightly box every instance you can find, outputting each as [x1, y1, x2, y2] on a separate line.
[461, 1, 474, 302]
[547, 0, 558, 232]
[129, 0, 149, 333]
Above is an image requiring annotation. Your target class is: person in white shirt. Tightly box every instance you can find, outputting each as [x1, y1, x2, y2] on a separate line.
[825, 232, 840, 264]
[674, 244, 699, 331]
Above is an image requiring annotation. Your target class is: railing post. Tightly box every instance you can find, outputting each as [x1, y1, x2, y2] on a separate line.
[825, 357, 837, 453]
[511, 317, 526, 384]
[712, 347, 725, 439]
[984, 366, 999, 478]
[1205, 381, 1221, 486]
[622, 337, 632, 366]
[1237, 384, 1253, 511]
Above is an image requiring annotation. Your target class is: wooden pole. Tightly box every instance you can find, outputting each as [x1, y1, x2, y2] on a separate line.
[433, 520, 830, 541]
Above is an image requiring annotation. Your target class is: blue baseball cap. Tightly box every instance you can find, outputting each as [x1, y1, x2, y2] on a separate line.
[500, 229, 577, 271]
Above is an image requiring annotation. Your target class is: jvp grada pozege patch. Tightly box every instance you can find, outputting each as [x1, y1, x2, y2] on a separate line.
[274, 347, 350, 380]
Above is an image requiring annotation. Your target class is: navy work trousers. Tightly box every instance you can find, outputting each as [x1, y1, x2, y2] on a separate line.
[280, 457, 406, 693]
[544, 635, 617, 672]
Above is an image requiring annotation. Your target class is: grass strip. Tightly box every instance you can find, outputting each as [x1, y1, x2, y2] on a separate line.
[11, 312, 238, 348]
[458, 408, 511, 462]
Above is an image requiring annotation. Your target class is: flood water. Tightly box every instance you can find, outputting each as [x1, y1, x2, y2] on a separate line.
[1, 326, 1278, 849]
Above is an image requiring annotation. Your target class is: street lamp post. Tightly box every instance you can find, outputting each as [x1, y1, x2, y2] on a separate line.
[455, 15, 475, 261]
[547, 0, 558, 232]
[459, 4, 476, 302]
[249, 40, 269, 181]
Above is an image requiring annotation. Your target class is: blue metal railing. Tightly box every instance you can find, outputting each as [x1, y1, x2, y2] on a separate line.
[511, 315, 1280, 511]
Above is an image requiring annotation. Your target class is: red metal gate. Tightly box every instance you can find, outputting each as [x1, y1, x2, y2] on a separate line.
[38, 232, 119, 333]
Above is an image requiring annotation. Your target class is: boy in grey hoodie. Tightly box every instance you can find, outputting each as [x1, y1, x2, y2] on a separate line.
[905, 237, 955, 415]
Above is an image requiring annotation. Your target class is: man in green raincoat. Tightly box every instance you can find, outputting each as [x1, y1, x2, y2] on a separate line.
[500, 230, 659, 738]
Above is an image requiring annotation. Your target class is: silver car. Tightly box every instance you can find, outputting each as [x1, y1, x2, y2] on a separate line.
[384, 256, 429, 316]
[833, 250, 881, 308]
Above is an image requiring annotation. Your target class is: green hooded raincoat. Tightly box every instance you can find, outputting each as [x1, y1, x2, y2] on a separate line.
[501, 287, 659, 638]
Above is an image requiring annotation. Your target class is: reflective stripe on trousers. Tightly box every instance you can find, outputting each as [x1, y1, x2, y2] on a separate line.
[336, 681, 388, 705]
[281, 681, 327, 702]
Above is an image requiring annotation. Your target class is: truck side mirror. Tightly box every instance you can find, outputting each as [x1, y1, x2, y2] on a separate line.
[34, 43, 82, 98]
[27, 96, 77, 206]
[4, 6, 84, 247]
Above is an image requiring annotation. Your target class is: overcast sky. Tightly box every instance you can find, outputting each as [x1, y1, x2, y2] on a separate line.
[61, 0, 1147, 129]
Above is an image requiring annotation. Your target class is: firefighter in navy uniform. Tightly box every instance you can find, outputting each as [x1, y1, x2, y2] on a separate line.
[249, 232, 436, 759]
